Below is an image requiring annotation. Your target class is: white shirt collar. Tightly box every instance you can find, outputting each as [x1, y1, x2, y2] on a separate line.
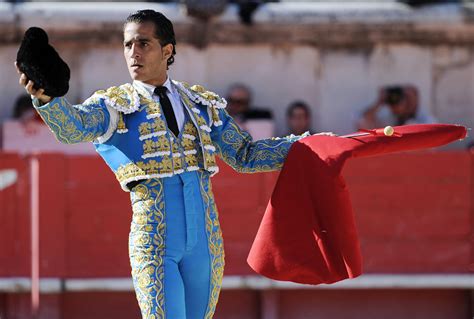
[133, 76, 174, 96]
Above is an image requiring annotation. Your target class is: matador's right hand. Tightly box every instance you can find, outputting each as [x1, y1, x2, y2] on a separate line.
[15, 61, 52, 104]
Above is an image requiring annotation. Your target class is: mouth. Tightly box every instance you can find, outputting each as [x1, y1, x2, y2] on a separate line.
[131, 63, 143, 69]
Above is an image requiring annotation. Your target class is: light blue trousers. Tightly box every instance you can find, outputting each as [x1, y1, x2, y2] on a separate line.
[128, 172, 222, 319]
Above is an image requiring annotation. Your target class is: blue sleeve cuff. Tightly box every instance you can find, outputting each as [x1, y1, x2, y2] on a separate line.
[31, 96, 60, 109]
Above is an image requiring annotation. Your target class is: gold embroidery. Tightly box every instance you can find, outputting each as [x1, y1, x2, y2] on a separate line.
[146, 102, 161, 118]
[173, 155, 183, 171]
[197, 116, 206, 127]
[139, 118, 167, 141]
[182, 138, 195, 151]
[184, 122, 198, 136]
[201, 91, 218, 100]
[151, 118, 166, 132]
[143, 140, 155, 155]
[176, 86, 219, 172]
[211, 108, 220, 125]
[181, 82, 226, 111]
[96, 83, 140, 113]
[190, 84, 206, 93]
[185, 154, 198, 167]
[204, 153, 216, 167]
[36, 100, 107, 144]
[146, 160, 160, 172]
[201, 134, 212, 145]
[139, 122, 152, 137]
[142, 136, 171, 158]
[113, 83, 229, 190]
[129, 179, 166, 319]
[156, 136, 170, 153]
[215, 118, 294, 173]
[171, 140, 180, 154]
[161, 156, 172, 172]
[199, 174, 224, 318]
[117, 112, 127, 133]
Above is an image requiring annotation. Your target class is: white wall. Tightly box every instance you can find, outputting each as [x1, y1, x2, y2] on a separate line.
[2, 2, 473, 147]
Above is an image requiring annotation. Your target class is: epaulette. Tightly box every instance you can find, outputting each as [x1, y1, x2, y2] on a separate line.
[89, 83, 141, 114]
[174, 81, 227, 110]
[173, 80, 226, 127]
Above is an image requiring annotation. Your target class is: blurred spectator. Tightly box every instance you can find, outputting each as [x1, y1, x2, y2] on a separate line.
[226, 83, 272, 122]
[226, 83, 274, 140]
[182, 0, 227, 21]
[2, 94, 96, 155]
[286, 100, 313, 136]
[228, 0, 280, 25]
[1, 95, 33, 148]
[357, 84, 437, 130]
[467, 141, 474, 154]
[399, 0, 460, 6]
[12, 94, 45, 134]
[13, 94, 34, 120]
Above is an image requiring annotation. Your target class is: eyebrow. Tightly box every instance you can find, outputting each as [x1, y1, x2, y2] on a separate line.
[123, 37, 152, 46]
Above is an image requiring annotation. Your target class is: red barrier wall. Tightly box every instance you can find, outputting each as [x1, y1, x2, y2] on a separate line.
[0, 151, 472, 319]
[0, 151, 472, 277]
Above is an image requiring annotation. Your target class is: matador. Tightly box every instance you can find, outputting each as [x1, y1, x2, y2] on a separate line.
[16, 9, 318, 319]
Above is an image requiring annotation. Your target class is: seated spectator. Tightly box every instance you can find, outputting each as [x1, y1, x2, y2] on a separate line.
[226, 83, 273, 122]
[11, 94, 45, 134]
[286, 100, 313, 136]
[467, 141, 474, 154]
[357, 85, 437, 130]
[226, 83, 274, 140]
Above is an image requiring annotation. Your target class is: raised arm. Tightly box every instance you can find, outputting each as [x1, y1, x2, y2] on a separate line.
[32, 96, 113, 144]
[17, 69, 115, 144]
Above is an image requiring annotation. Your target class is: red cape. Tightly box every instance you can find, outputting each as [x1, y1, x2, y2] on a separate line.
[247, 124, 467, 285]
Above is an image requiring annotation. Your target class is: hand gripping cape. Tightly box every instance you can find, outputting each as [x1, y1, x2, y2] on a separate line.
[247, 124, 467, 285]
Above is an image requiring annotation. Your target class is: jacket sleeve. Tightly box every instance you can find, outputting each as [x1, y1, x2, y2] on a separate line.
[210, 107, 309, 173]
[32, 95, 118, 144]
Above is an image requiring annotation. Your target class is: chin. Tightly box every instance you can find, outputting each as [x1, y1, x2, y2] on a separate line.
[129, 72, 144, 82]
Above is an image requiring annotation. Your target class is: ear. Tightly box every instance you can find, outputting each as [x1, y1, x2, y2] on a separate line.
[162, 43, 174, 61]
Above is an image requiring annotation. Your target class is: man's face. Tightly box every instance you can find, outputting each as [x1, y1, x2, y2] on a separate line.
[227, 87, 250, 116]
[288, 107, 310, 135]
[388, 98, 411, 117]
[123, 22, 172, 85]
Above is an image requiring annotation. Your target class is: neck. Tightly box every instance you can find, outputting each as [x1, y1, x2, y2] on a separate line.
[142, 73, 168, 87]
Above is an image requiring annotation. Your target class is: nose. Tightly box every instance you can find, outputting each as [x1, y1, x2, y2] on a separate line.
[130, 44, 140, 59]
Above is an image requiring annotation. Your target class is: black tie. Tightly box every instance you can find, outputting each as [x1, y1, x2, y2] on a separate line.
[154, 86, 179, 137]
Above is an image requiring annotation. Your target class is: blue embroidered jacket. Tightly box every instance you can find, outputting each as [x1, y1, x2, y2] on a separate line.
[33, 80, 307, 191]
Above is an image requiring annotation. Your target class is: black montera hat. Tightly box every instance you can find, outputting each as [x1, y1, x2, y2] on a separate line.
[16, 27, 70, 97]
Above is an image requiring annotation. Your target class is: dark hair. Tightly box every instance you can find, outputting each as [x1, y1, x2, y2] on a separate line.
[226, 83, 253, 101]
[287, 101, 311, 118]
[125, 10, 177, 68]
[384, 86, 405, 106]
[13, 94, 33, 119]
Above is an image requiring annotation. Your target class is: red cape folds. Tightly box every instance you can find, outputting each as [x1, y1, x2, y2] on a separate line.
[247, 124, 467, 285]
